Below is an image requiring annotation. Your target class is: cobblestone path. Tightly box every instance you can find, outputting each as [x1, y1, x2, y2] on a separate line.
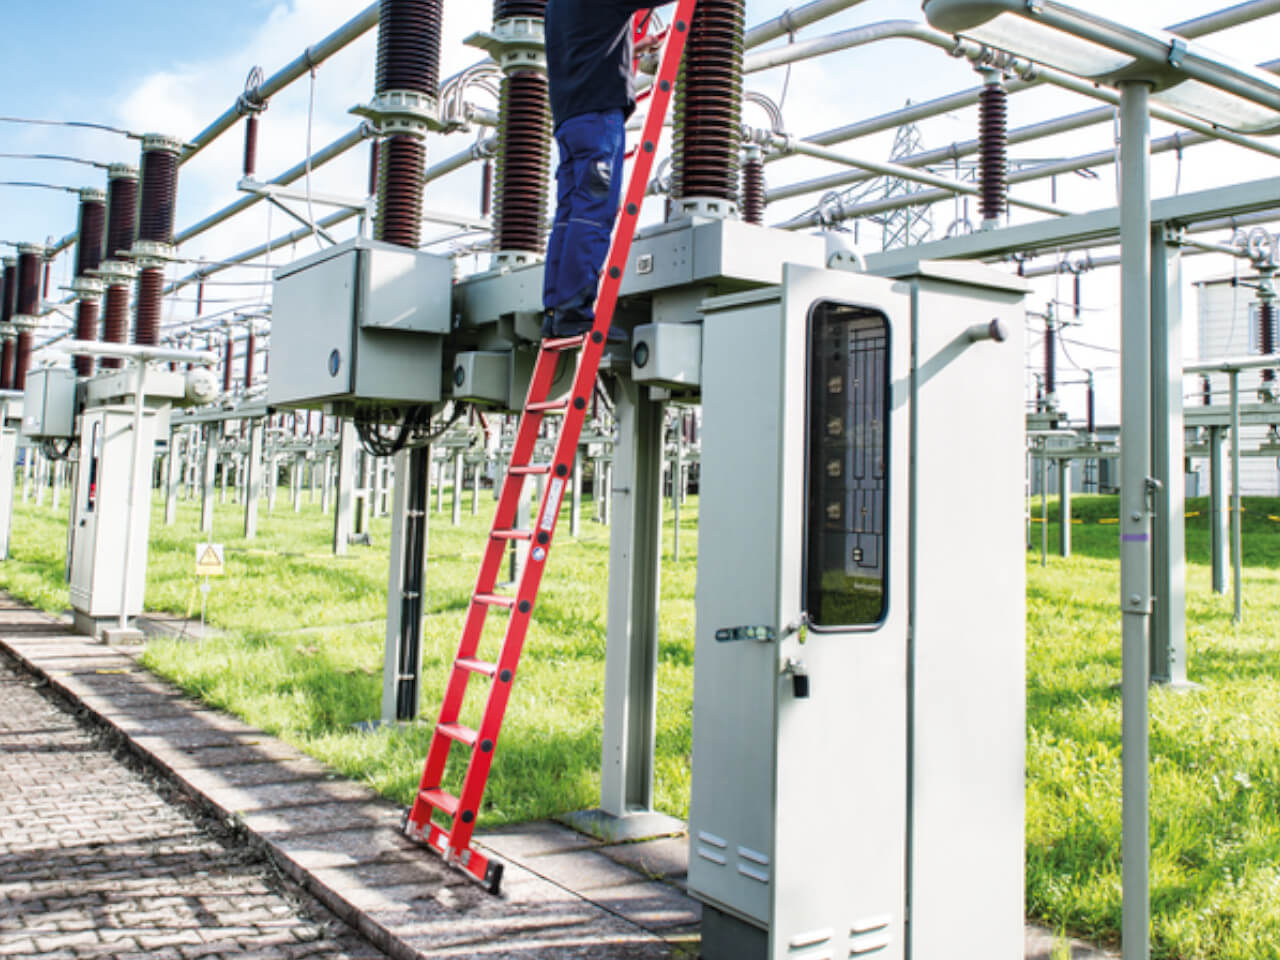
[0, 657, 385, 959]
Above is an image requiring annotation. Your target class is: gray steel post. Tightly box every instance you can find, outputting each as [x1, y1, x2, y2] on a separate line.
[321, 453, 333, 514]
[164, 430, 181, 525]
[594, 458, 603, 522]
[293, 455, 305, 512]
[219, 453, 228, 504]
[21, 450, 31, 504]
[1150, 227, 1188, 684]
[435, 456, 445, 512]
[333, 420, 358, 556]
[244, 419, 264, 540]
[382, 446, 431, 723]
[672, 436, 682, 562]
[1118, 82, 1153, 960]
[1209, 426, 1228, 592]
[266, 453, 279, 514]
[1040, 445, 1048, 566]
[0, 414, 16, 560]
[570, 452, 582, 537]
[1230, 369, 1243, 622]
[602, 462, 612, 525]
[51, 460, 61, 512]
[1058, 458, 1072, 558]
[600, 377, 663, 820]
[35, 453, 46, 507]
[201, 425, 218, 534]
[310, 456, 319, 503]
[452, 451, 463, 526]
[472, 458, 481, 515]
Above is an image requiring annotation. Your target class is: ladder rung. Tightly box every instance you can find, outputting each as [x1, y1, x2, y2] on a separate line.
[542, 334, 586, 352]
[437, 722, 479, 747]
[474, 593, 515, 609]
[456, 657, 498, 677]
[419, 788, 459, 818]
[526, 399, 569, 414]
[509, 464, 551, 476]
[491, 529, 532, 541]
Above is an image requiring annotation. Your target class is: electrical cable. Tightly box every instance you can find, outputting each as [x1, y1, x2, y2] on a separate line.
[0, 116, 134, 137]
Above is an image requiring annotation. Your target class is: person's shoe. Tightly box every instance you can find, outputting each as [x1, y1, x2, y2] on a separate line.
[545, 308, 629, 343]
[541, 308, 557, 338]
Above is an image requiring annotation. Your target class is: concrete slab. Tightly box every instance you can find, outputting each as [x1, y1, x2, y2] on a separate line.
[477, 820, 602, 859]
[598, 835, 689, 882]
[513, 849, 650, 892]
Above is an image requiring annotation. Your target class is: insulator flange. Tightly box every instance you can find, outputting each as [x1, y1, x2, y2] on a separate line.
[465, 17, 547, 75]
[352, 89, 444, 138]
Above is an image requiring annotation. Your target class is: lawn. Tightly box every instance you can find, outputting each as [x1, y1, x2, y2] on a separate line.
[4, 480, 1280, 958]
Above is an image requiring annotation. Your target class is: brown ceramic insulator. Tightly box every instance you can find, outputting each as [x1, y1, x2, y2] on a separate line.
[493, 0, 545, 18]
[138, 148, 180, 244]
[134, 267, 164, 347]
[741, 156, 764, 225]
[73, 300, 99, 377]
[245, 329, 256, 388]
[672, 0, 744, 205]
[494, 71, 551, 254]
[244, 114, 260, 177]
[1044, 317, 1055, 397]
[13, 330, 31, 392]
[42, 263, 51, 301]
[481, 159, 493, 218]
[223, 338, 234, 393]
[0, 339, 12, 391]
[15, 251, 40, 317]
[376, 0, 444, 96]
[101, 284, 129, 369]
[376, 135, 427, 248]
[368, 139, 381, 198]
[978, 82, 1008, 223]
[75, 195, 107, 278]
[1261, 301, 1276, 383]
[105, 173, 139, 260]
[0, 264, 13, 326]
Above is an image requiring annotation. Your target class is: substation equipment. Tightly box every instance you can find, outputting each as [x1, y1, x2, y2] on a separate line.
[263, 1, 1030, 956]
[13, 1, 1280, 959]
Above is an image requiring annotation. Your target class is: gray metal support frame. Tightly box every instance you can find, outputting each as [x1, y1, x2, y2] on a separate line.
[452, 451, 463, 526]
[1230, 370, 1243, 622]
[164, 430, 182, 526]
[573, 374, 678, 839]
[0, 417, 16, 560]
[267, 454, 279, 514]
[200, 425, 218, 534]
[1058, 459, 1071, 558]
[1150, 227, 1189, 686]
[382, 445, 431, 724]
[244, 419, 265, 540]
[472, 458, 481, 515]
[1208, 426, 1228, 592]
[333, 420, 358, 556]
[321, 453, 333, 514]
[1118, 82, 1152, 960]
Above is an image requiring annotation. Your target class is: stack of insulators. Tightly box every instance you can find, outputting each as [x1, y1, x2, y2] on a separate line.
[105, 168, 139, 261]
[377, 0, 442, 94]
[1261, 301, 1276, 383]
[13, 249, 41, 392]
[134, 143, 180, 347]
[672, 0, 744, 206]
[740, 153, 765, 225]
[1044, 318, 1055, 398]
[493, 0, 544, 17]
[373, 0, 444, 251]
[978, 82, 1008, 224]
[100, 285, 129, 370]
[138, 147, 179, 245]
[494, 71, 551, 254]
[245, 329, 256, 389]
[74, 191, 107, 376]
[0, 261, 14, 390]
[377, 137, 427, 248]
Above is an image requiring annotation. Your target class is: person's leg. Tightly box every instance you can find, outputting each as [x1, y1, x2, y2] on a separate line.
[546, 109, 626, 336]
[542, 130, 576, 334]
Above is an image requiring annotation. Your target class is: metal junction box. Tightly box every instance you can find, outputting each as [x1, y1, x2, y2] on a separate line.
[630, 322, 701, 389]
[268, 237, 452, 410]
[452, 347, 577, 412]
[21, 367, 77, 439]
[690, 262, 1026, 960]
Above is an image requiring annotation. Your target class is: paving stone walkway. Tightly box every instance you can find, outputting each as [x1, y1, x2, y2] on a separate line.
[0, 657, 385, 960]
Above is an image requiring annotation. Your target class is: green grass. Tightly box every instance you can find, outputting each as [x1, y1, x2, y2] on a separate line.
[6, 483, 1280, 957]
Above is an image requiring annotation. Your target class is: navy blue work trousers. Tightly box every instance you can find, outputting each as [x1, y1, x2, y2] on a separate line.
[542, 108, 626, 320]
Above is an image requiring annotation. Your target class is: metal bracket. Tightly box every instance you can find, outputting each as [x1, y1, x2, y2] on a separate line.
[1168, 38, 1187, 69]
[1026, 0, 1044, 14]
[1144, 475, 1163, 513]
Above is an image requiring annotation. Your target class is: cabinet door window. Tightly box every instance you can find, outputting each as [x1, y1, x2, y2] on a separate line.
[805, 301, 890, 628]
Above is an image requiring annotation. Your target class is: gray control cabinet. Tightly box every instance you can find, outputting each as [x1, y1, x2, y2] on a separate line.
[21, 368, 77, 439]
[690, 263, 1026, 960]
[268, 237, 452, 410]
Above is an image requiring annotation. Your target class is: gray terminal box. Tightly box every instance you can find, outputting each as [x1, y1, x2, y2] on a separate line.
[21, 367, 77, 440]
[268, 236, 451, 410]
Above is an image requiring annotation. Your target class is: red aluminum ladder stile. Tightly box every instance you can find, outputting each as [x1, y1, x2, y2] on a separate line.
[402, 0, 699, 893]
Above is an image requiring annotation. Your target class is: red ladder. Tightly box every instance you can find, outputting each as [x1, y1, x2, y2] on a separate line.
[402, 0, 699, 893]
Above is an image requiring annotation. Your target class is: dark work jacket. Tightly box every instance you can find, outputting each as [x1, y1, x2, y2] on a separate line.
[545, 0, 668, 129]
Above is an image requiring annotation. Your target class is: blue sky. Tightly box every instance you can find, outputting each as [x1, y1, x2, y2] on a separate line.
[3, 0, 1279, 423]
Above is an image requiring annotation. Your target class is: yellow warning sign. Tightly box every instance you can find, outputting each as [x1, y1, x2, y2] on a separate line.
[195, 543, 225, 577]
